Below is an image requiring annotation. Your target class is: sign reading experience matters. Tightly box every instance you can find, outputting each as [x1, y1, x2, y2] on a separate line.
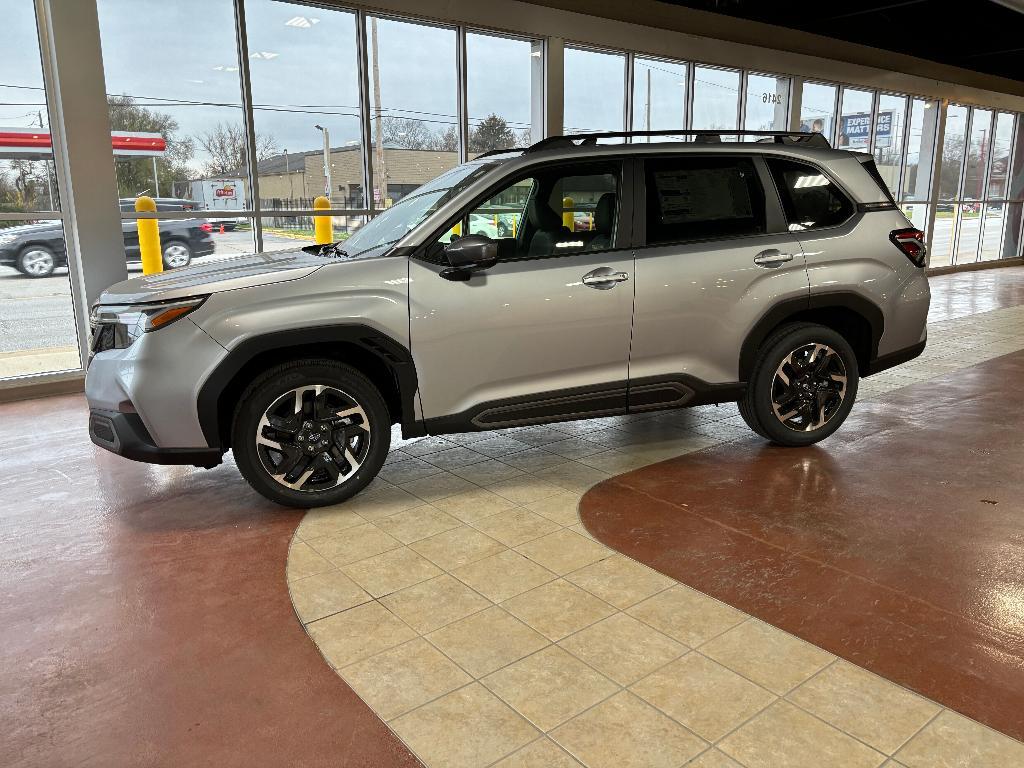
[840, 111, 894, 147]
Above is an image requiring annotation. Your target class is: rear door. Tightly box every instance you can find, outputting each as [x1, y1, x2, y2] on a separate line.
[628, 153, 808, 407]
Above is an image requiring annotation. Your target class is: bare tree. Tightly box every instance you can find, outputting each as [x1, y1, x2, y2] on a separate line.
[382, 118, 435, 150]
[198, 121, 278, 177]
[430, 124, 459, 152]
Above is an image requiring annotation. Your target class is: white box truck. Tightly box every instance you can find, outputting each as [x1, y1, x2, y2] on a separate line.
[190, 178, 246, 231]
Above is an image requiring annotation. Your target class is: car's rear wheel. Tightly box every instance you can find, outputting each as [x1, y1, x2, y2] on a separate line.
[739, 323, 858, 447]
[162, 240, 192, 270]
[232, 360, 391, 507]
[17, 246, 56, 278]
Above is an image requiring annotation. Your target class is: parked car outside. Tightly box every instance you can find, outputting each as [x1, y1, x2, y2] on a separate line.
[0, 215, 214, 277]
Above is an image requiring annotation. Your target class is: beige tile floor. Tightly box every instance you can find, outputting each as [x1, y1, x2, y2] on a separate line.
[287, 303, 1024, 768]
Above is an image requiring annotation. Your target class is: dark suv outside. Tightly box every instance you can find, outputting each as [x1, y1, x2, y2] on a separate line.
[0, 198, 214, 278]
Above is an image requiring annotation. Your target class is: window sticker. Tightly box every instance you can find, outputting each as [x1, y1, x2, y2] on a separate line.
[654, 167, 753, 224]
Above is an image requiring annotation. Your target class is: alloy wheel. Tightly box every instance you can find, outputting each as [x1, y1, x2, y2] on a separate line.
[163, 243, 191, 268]
[770, 342, 848, 432]
[21, 249, 54, 276]
[255, 384, 371, 492]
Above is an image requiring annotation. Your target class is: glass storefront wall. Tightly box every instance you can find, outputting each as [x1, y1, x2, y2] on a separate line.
[0, 0, 81, 379]
[930, 105, 1020, 267]
[4, 0, 1024, 386]
[563, 46, 626, 133]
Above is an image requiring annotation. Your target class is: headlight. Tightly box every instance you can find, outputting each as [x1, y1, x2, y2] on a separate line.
[0, 233, 17, 245]
[90, 296, 208, 352]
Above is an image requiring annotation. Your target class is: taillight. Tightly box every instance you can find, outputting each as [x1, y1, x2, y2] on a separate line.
[200, 222, 213, 232]
[890, 228, 927, 267]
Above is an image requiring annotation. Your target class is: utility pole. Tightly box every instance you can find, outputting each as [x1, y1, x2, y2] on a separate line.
[315, 125, 331, 200]
[284, 148, 294, 202]
[371, 17, 387, 208]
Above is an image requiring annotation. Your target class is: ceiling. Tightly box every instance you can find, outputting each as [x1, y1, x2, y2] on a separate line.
[657, 0, 1024, 82]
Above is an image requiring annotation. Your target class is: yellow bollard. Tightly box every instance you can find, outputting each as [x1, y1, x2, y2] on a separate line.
[136, 196, 163, 275]
[313, 195, 333, 244]
[562, 196, 574, 230]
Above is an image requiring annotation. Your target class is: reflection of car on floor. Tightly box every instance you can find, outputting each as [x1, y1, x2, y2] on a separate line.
[0, 217, 215, 278]
[86, 129, 930, 508]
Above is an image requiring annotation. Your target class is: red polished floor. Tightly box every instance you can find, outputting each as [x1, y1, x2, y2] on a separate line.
[581, 348, 1024, 741]
[927, 265, 1024, 321]
[0, 395, 421, 768]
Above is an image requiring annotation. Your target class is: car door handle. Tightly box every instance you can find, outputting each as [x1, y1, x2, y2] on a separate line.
[582, 268, 630, 289]
[753, 249, 795, 267]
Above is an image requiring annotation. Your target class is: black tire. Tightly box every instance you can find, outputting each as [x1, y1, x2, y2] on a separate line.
[162, 240, 192, 270]
[232, 359, 391, 507]
[497, 222, 510, 238]
[17, 245, 56, 278]
[739, 322, 858, 447]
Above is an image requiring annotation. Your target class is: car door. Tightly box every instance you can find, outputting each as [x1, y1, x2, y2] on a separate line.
[628, 153, 809, 407]
[409, 159, 635, 430]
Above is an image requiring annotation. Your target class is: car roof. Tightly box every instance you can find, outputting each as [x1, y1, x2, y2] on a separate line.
[447, 132, 885, 215]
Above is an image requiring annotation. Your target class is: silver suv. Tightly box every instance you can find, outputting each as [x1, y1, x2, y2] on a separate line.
[86, 130, 930, 507]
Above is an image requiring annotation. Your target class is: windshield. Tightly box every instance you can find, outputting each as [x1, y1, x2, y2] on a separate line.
[342, 161, 497, 258]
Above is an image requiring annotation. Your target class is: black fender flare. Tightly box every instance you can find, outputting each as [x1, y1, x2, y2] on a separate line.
[739, 292, 884, 381]
[196, 324, 423, 447]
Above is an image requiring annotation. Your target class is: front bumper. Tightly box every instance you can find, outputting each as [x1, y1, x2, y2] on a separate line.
[89, 409, 222, 467]
[85, 315, 228, 449]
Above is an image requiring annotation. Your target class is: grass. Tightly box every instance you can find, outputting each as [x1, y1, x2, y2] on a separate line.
[262, 227, 353, 241]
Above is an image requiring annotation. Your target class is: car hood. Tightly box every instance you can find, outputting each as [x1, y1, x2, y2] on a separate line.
[98, 248, 328, 304]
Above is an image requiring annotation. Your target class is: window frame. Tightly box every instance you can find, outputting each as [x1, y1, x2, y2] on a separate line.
[633, 153, 785, 249]
[763, 155, 859, 234]
[415, 156, 636, 265]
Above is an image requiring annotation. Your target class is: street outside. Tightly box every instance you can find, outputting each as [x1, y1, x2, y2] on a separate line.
[0, 228, 307, 378]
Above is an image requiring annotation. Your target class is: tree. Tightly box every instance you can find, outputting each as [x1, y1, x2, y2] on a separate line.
[0, 159, 54, 211]
[197, 121, 277, 177]
[431, 124, 459, 152]
[469, 114, 516, 152]
[107, 95, 195, 198]
[382, 118, 435, 150]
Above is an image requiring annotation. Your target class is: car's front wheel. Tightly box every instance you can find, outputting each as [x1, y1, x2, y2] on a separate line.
[17, 246, 56, 278]
[739, 323, 858, 447]
[162, 240, 192, 270]
[232, 360, 391, 507]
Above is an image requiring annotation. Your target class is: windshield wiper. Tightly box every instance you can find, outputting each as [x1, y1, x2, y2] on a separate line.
[302, 242, 351, 259]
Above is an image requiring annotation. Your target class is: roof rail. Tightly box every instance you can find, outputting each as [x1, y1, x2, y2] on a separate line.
[472, 147, 526, 160]
[527, 130, 831, 153]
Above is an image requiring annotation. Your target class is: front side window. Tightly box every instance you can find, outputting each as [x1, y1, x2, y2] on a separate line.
[767, 158, 853, 231]
[435, 162, 621, 260]
[644, 156, 765, 244]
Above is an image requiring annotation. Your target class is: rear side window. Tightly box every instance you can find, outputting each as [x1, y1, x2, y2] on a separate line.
[767, 158, 854, 231]
[645, 157, 766, 245]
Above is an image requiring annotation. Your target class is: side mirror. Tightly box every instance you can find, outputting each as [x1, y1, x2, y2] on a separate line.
[441, 234, 499, 281]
